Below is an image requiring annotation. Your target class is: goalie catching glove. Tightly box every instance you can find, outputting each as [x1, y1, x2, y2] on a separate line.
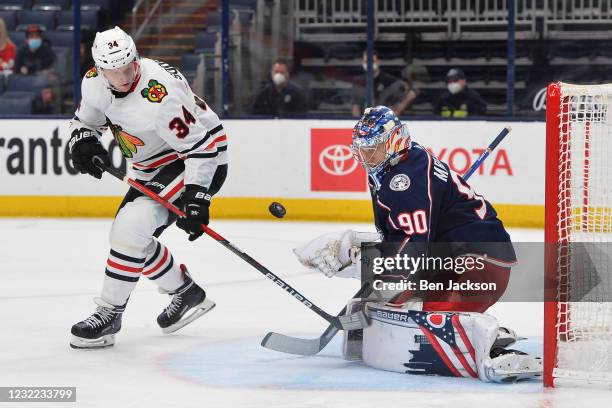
[294, 230, 379, 278]
[68, 128, 109, 179]
[176, 185, 211, 241]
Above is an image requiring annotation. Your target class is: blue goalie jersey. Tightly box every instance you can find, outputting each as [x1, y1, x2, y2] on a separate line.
[369, 142, 516, 263]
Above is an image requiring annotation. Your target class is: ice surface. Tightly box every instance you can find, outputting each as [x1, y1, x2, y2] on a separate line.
[0, 219, 610, 407]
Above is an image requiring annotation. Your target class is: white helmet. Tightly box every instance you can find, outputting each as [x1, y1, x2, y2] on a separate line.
[91, 26, 138, 70]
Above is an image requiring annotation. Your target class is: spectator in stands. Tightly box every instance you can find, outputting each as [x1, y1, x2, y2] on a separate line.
[435, 68, 487, 118]
[14, 25, 56, 75]
[15, 25, 60, 113]
[352, 50, 417, 117]
[252, 60, 308, 116]
[0, 18, 16, 73]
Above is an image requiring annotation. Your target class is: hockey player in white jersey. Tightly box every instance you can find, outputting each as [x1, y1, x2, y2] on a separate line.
[68, 27, 227, 349]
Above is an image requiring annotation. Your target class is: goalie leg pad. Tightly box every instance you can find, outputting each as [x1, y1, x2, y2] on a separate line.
[362, 301, 541, 382]
[362, 301, 498, 380]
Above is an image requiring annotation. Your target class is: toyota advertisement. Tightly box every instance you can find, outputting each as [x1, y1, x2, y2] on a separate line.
[311, 128, 367, 192]
[308, 125, 516, 194]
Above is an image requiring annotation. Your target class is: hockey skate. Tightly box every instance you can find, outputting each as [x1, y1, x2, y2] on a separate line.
[70, 298, 124, 349]
[484, 347, 543, 383]
[157, 265, 215, 334]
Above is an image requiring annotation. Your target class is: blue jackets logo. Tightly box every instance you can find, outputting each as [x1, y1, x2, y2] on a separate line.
[389, 174, 410, 191]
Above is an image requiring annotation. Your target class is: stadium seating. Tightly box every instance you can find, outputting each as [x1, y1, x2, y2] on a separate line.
[51, 46, 71, 82]
[0, 94, 33, 113]
[450, 43, 487, 60]
[204, 11, 220, 32]
[32, 0, 69, 11]
[0, 0, 31, 11]
[595, 45, 612, 60]
[16, 9, 56, 31]
[181, 53, 201, 73]
[80, 0, 112, 11]
[194, 31, 217, 54]
[5, 75, 48, 114]
[180, 54, 198, 85]
[0, 10, 17, 29]
[230, 0, 256, 24]
[548, 42, 595, 63]
[44, 29, 72, 47]
[229, 0, 257, 10]
[234, 10, 252, 25]
[327, 43, 361, 60]
[8, 30, 25, 46]
[56, 10, 97, 31]
[6, 73, 49, 93]
[0, 0, 116, 12]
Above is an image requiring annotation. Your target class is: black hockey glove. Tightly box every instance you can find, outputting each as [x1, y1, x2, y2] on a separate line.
[176, 185, 211, 241]
[68, 128, 110, 179]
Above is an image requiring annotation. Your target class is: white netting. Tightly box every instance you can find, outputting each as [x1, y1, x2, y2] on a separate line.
[554, 83, 612, 383]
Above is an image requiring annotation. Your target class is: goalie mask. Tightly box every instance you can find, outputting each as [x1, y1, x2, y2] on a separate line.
[351, 106, 411, 176]
[91, 26, 140, 92]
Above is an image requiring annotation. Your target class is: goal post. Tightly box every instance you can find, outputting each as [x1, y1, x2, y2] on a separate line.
[544, 82, 612, 387]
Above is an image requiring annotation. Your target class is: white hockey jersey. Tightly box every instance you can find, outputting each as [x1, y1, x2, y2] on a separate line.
[69, 57, 227, 188]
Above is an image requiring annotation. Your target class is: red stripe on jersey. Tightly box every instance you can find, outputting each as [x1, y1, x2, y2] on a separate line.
[142, 247, 169, 276]
[107, 259, 143, 273]
[397, 235, 411, 253]
[203, 135, 227, 151]
[376, 197, 391, 211]
[133, 154, 179, 169]
[452, 314, 477, 363]
[388, 215, 400, 230]
[162, 180, 184, 200]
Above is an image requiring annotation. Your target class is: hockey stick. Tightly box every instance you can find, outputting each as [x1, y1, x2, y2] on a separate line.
[463, 126, 511, 180]
[92, 156, 368, 331]
[261, 282, 373, 355]
[261, 126, 513, 355]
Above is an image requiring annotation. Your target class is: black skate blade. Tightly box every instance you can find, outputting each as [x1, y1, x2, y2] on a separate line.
[162, 298, 216, 334]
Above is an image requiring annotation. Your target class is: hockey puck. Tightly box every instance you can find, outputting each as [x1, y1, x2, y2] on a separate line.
[268, 201, 286, 218]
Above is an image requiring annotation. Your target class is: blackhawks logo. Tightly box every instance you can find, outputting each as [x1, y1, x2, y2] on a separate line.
[85, 67, 98, 78]
[140, 79, 167, 103]
[109, 123, 144, 158]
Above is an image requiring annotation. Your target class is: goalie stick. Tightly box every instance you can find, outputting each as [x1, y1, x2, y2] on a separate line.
[262, 282, 373, 355]
[261, 126, 512, 355]
[92, 156, 368, 331]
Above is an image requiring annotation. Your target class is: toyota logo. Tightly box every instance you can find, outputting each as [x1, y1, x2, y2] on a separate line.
[319, 144, 358, 176]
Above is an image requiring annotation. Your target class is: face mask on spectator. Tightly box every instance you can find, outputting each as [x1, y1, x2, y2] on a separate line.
[362, 62, 379, 72]
[448, 82, 463, 94]
[272, 73, 286, 86]
[27, 38, 42, 51]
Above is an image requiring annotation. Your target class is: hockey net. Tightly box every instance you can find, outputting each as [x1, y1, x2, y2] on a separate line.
[544, 82, 612, 387]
